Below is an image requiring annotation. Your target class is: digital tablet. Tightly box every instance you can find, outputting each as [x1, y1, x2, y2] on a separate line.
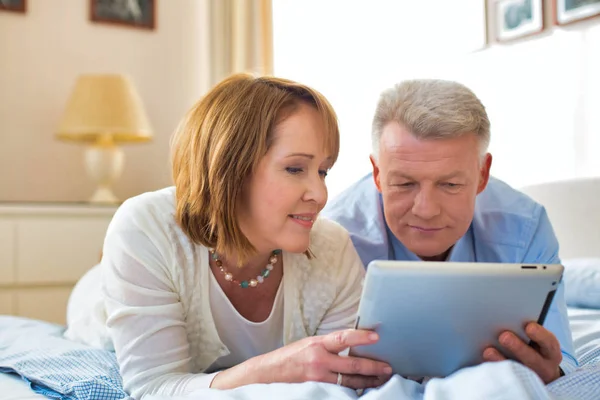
[349, 261, 563, 378]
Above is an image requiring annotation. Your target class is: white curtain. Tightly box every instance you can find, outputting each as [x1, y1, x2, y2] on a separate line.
[208, 0, 273, 86]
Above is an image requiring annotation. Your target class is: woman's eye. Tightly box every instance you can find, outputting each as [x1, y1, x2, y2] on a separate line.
[319, 170, 328, 178]
[286, 167, 303, 175]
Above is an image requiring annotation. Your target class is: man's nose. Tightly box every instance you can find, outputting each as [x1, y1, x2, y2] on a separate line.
[411, 187, 441, 220]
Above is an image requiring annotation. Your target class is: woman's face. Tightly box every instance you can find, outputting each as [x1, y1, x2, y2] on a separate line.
[238, 103, 333, 255]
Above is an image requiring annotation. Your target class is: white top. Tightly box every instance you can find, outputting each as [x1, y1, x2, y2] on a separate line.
[206, 272, 284, 373]
[64, 187, 365, 400]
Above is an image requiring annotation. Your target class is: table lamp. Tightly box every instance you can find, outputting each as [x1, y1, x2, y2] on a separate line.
[55, 74, 153, 204]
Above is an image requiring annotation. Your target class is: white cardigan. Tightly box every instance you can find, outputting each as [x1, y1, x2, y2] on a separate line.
[65, 187, 365, 399]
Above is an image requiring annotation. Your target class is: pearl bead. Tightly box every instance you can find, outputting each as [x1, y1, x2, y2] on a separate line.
[211, 250, 277, 288]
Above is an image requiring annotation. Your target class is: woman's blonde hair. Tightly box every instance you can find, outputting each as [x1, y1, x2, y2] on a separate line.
[171, 73, 339, 263]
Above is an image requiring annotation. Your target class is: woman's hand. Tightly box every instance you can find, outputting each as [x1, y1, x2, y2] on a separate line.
[211, 329, 392, 390]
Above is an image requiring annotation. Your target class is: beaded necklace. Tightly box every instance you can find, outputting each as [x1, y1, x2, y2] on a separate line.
[209, 248, 281, 288]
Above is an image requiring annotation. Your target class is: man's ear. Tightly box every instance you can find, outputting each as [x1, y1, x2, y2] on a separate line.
[370, 155, 383, 193]
[477, 153, 493, 194]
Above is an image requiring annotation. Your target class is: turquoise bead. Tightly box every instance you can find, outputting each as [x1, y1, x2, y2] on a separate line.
[240, 281, 249, 288]
[262, 269, 270, 278]
[273, 249, 282, 255]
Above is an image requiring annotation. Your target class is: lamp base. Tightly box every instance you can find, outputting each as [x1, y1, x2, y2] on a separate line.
[89, 186, 119, 204]
[84, 143, 124, 205]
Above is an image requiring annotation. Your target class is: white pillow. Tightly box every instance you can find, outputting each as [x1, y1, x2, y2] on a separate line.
[562, 258, 600, 309]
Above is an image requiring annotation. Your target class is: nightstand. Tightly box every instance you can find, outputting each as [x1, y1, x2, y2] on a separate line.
[0, 203, 117, 325]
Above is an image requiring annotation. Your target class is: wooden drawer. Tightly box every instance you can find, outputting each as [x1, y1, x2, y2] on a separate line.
[0, 221, 15, 285]
[0, 203, 116, 323]
[16, 217, 109, 284]
[15, 287, 74, 325]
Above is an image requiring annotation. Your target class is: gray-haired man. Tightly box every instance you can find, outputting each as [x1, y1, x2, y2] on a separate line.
[323, 79, 576, 383]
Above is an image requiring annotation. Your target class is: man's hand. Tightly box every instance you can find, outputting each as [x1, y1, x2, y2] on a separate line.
[482, 322, 563, 384]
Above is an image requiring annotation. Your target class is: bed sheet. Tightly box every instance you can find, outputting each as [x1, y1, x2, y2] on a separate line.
[144, 307, 600, 400]
[1, 307, 599, 400]
[568, 307, 600, 364]
[0, 373, 47, 400]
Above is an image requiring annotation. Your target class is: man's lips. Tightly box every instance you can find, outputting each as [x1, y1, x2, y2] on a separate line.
[408, 225, 444, 232]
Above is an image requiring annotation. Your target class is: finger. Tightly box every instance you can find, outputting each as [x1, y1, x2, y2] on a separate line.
[482, 346, 506, 362]
[333, 373, 390, 390]
[525, 323, 563, 364]
[499, 331, 545, 370]
[329, 354, 392, 377]
[322, 329, 379, 354]
[500, 330, 562, 383]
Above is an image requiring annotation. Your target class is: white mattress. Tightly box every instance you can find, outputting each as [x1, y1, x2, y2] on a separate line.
[0, 373, 46, 400]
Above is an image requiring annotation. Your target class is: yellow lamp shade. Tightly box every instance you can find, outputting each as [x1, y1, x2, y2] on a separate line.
[56, 74, 153, 144]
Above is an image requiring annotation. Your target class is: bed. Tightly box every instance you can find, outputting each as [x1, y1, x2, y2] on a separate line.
[1, 177, 599, 399]
[520, 177, 600, 260]
[0, 373, 47, 400]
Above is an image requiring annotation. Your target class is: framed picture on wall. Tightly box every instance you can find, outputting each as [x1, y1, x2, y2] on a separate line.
[90, 0, 156, 30]
[555, 0, 600, 25]
[0, 0, 26, 13]
[495, 0, 544, 42]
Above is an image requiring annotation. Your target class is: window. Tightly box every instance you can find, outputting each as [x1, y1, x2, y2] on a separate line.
[274, 1, 593, 196]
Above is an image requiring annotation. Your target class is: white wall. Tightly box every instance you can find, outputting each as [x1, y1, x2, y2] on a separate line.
[464, 24, 600, 186]
[273, 1, 600, 197]
[0, 0, 210, 202]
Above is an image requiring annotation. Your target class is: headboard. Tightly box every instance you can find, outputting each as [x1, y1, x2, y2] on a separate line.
[519, 177, 600, 260]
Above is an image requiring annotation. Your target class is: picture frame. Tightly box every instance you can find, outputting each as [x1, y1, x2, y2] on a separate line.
[555, 0, 600, 25]
[0, 0, 26, 13]
[495, 0, 544, 42]
[90, 0, 156, 30]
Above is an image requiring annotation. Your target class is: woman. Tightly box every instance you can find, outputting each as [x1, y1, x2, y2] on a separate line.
[65, 74, 391, 398]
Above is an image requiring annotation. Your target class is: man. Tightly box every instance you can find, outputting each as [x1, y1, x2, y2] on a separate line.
[323, 79, 576, 383]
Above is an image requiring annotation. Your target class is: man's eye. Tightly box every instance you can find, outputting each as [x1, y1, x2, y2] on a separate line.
[286, 167, 303, 174]
[442, 183, 463, 191]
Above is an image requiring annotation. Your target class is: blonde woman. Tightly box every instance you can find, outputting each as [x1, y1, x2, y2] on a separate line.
[65, 74, 391, 399]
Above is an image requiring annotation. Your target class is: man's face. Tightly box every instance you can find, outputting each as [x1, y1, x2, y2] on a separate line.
[371, 122, 492, 261]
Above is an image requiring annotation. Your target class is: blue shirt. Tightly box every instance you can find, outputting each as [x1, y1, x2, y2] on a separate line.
[323, 173, 577, 372]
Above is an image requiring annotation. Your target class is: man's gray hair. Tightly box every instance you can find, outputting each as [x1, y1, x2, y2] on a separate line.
[371, 79, 490, 160]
